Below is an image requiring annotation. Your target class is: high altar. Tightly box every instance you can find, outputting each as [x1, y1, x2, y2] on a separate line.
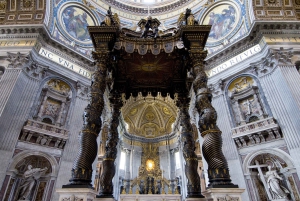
[57, 8, 244, 201]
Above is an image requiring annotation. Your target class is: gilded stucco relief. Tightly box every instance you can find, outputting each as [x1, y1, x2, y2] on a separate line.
[0, 0, 45, 24]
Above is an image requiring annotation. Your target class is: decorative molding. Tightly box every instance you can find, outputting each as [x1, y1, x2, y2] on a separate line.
[0, 25, 95, 67]
[0, 0, 46, 25]
[252, 0, 299, 21]
[76, 81, 90, 100]
[232, 117, 283, 148]
[62, 195, 83, 201]
[216, 195, 239, 201]
[101, 0, 193, 15]
[23, 61, 48, 80]
[205, 22, 300, 68]
[250, 48, 294, 77]
[19, 119, 68, 149]
[209, 79, 224, 97]
[6, 52, 28, 69]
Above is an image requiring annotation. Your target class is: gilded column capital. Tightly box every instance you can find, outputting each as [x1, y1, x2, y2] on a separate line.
[189, 49, 207, 70]
[92, 51, 110, 65]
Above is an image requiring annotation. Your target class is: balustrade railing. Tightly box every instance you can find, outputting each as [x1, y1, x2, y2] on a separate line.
[19, 119, 69, 149]
[231, 117, 282, 148]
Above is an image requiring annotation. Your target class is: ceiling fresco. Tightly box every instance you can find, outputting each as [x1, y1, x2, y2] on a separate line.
[0, 0, 46, 25]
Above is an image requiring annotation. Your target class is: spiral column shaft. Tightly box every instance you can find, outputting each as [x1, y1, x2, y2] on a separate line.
[68, 52, 109, 186]
[190, 50, 235, 187]
[98, 93, 123, 197]
[177, 96, 204, 198]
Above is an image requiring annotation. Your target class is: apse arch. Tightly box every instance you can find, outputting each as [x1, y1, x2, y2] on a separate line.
[242, 148, 295, 175]
[7, 150, 59, 177]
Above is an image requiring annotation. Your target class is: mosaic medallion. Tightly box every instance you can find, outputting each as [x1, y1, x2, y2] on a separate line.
[60, 5, 96, 42]
[201, 3, 239, 43]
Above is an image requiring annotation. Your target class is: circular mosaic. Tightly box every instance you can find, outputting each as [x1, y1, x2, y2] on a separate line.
[201, 2, 239, 43]
[59, 5, 96, 43]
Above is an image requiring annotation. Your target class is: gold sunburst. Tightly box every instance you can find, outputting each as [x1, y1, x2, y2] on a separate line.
[146, 159, 155, 171]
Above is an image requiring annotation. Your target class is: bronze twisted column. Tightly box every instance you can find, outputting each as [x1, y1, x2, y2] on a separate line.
[190, 50, 236, 187]
[177, 95, 204, 198]
[97, 92, 123, 197]
[66, 52, 109, 187]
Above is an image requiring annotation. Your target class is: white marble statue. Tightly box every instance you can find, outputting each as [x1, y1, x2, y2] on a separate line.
[18, 165, 48, 200]
[265, 166, 289, 199]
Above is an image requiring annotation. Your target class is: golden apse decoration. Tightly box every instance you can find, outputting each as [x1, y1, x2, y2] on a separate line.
[146, 159, 155, 171]
[130, 143, 172, 195]
[122, 93, 177, 138]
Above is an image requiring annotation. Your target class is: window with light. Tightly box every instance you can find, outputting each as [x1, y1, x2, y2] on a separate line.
[175, 152, 181, 169]
[119, 151, 126, 170]
[144, 0, 155, 3]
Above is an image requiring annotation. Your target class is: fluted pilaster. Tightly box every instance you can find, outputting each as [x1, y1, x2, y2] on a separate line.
[260, 67, 300, 177]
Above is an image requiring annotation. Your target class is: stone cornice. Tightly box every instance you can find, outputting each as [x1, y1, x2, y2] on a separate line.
[0, 25, 96, 72]
[102, 0, 193, 15]
[123, 132, 177, 144]
[205, 21, 300, 70]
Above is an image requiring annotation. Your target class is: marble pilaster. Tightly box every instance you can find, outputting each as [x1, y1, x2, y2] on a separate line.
[0, 62, 47, 187]
[211, 94, 249, 200]
[260, 67, 300, 177]
[52, 95, 89, 200]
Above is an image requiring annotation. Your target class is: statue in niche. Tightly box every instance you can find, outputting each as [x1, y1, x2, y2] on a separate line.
[265, 166, 289, 199]
[239, 96, 263, 122]
[17, 165, 48, 200]
[249, 154, 290, 200]
[44, 102, 60, 117]
[243, 99, 254, 115]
